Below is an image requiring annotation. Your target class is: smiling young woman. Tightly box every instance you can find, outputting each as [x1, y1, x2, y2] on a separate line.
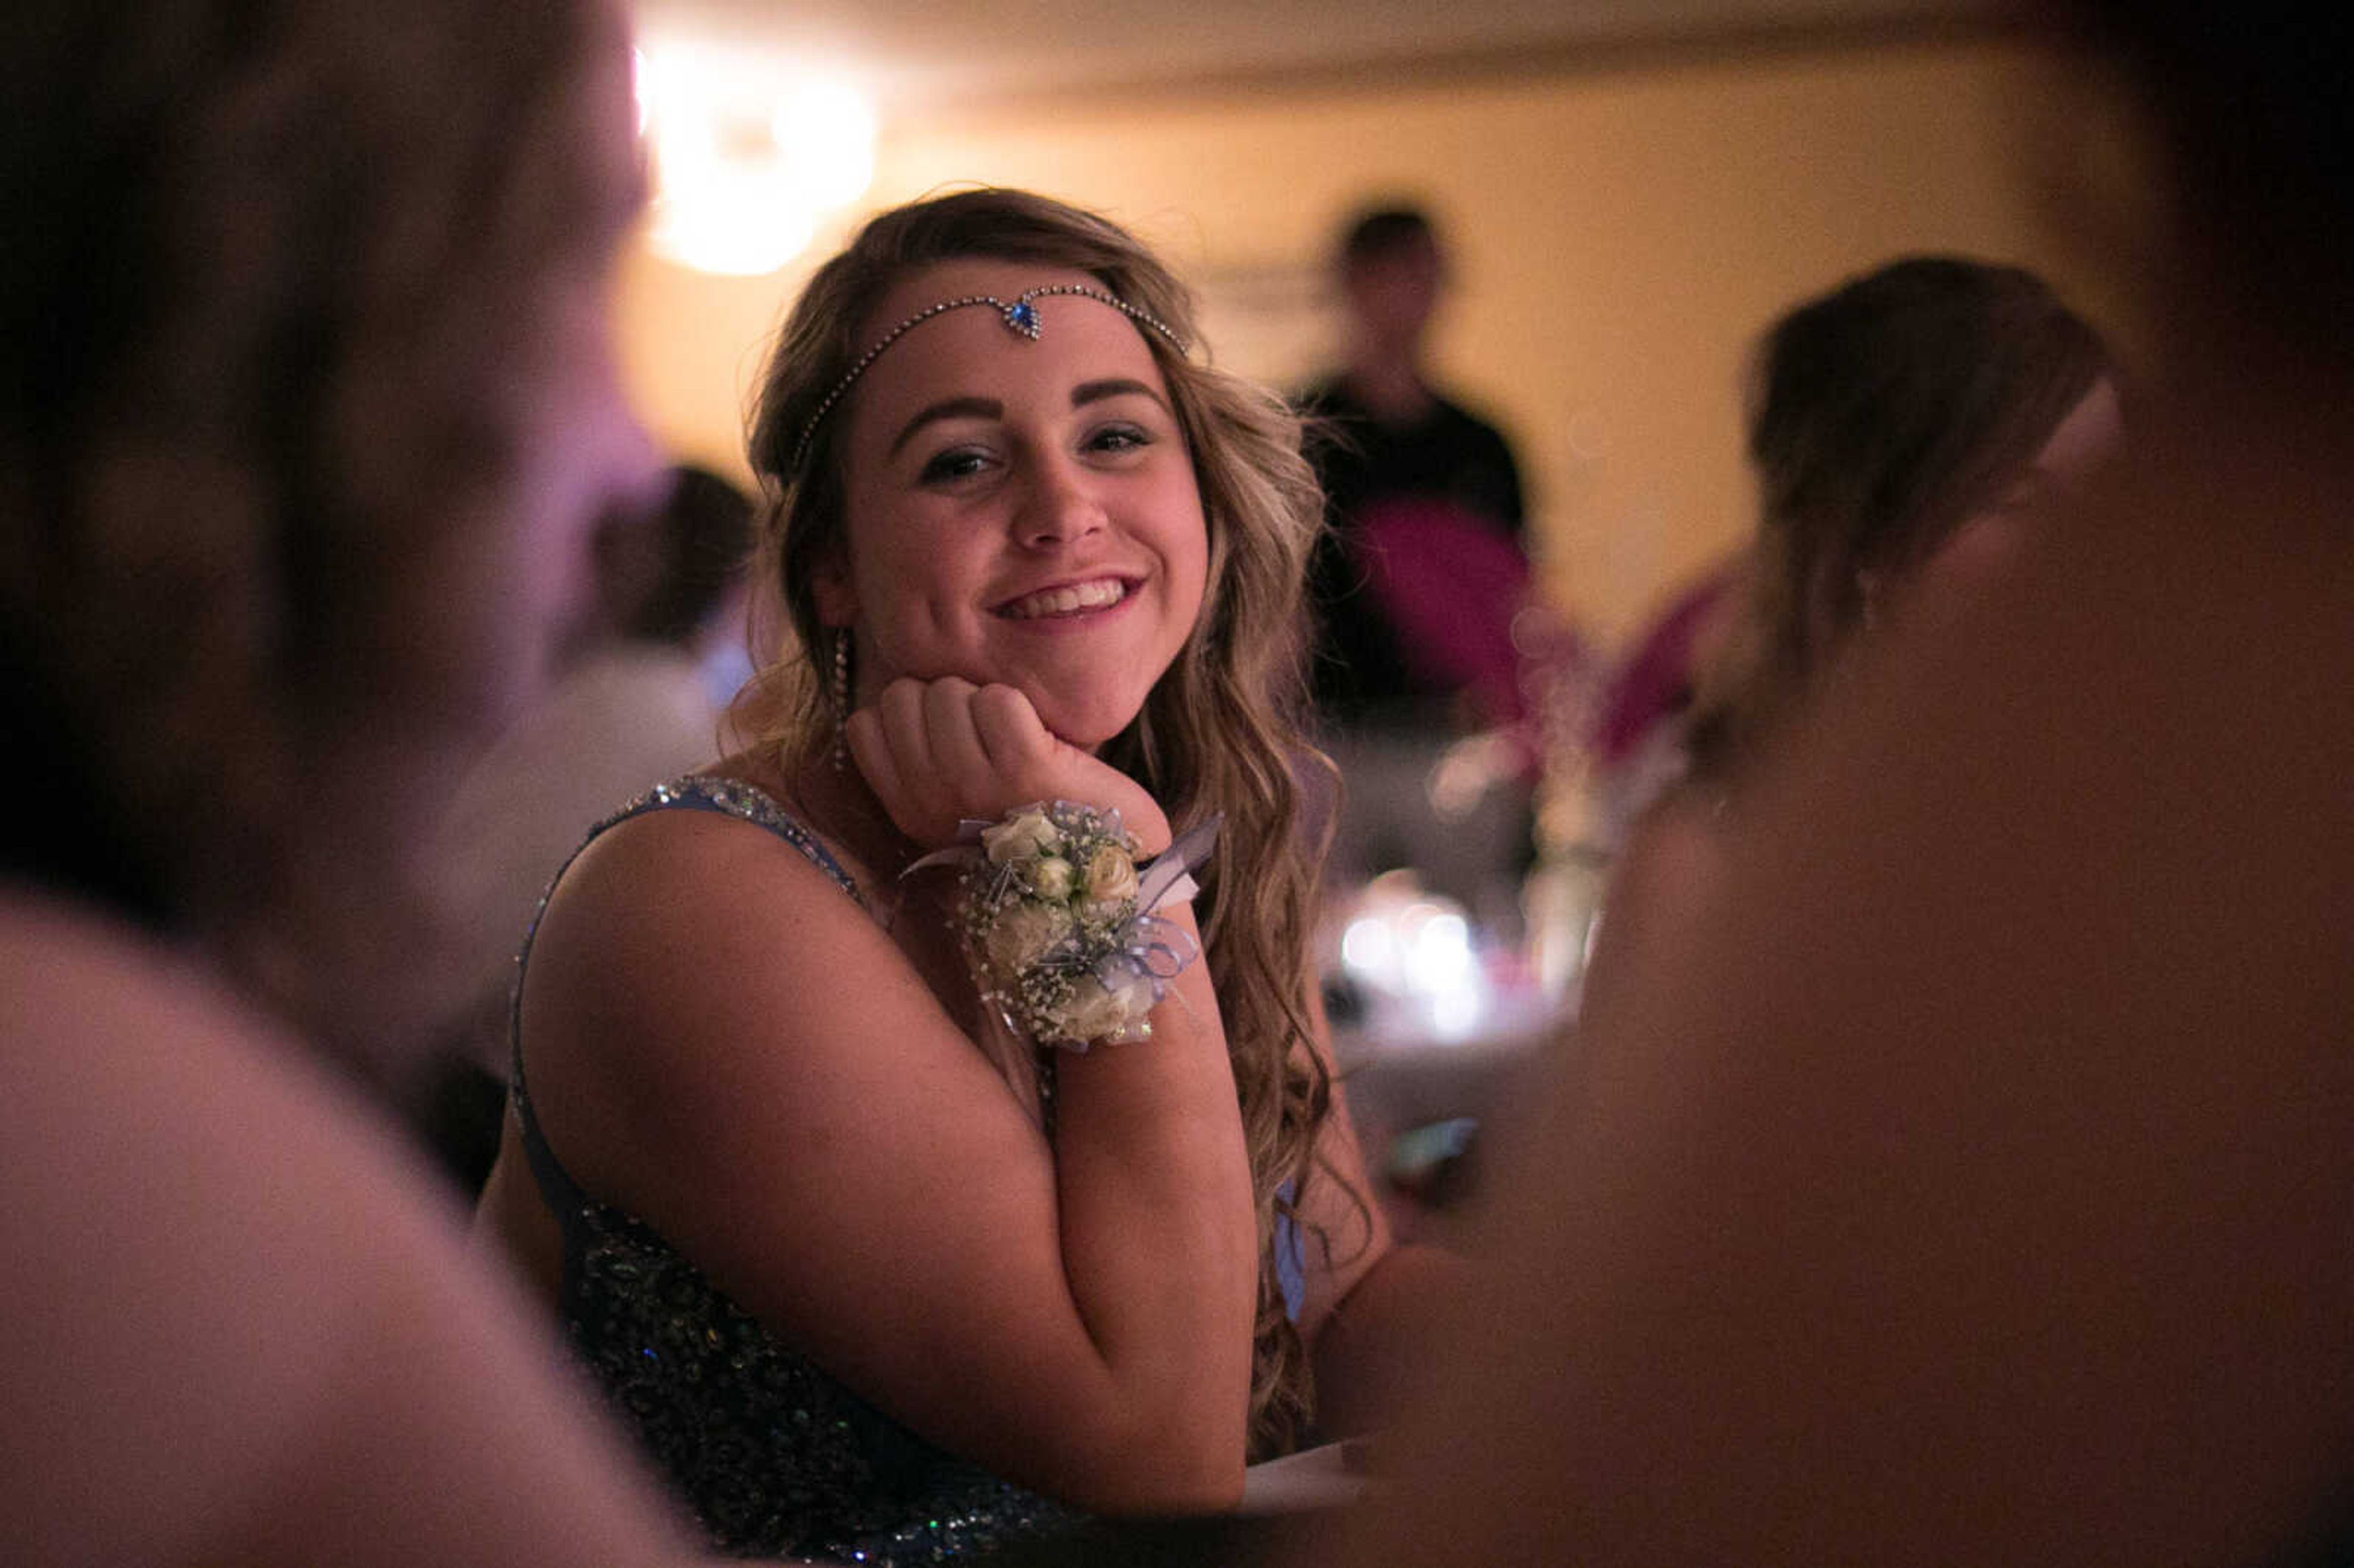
[473, 188, 1435, 1562]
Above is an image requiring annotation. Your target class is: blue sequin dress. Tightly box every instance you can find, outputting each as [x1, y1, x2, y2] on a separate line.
[509, 775, 1075, 1562]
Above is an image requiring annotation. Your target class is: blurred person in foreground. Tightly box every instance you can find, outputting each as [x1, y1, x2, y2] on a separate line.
[1307, 3, 2354, 1563]
[0, 0, 699, 1562]
[440, 464, 759, 1016]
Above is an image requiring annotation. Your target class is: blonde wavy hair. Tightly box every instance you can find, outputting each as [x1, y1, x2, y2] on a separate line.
[741, 187, 1346, 1456]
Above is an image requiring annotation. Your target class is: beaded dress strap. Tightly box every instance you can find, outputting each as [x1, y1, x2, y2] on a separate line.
[511, 775, 861, 1224]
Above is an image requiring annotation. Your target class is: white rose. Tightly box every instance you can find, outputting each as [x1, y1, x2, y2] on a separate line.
[1054, 974, 1148, 1044]
[984, 900, 1072, 978]
[983, 809, 1057, 865]
[1084, 845, 1139, 906]
[1026, 856, 1075, 899]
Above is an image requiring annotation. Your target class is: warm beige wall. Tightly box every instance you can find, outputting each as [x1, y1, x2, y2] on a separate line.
[619, 35, 2097, 644]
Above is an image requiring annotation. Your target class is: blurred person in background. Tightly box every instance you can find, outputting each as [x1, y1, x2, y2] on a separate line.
[0, 0, 698, 1562]
[1583, 254, 2116, 1020]
[1298, 204, 1529, 731]
[1297, 204, 1538, 931]
[1311, 1, 2354, 1561]
[1581, 557, 1745, 851]
[1680, 254, 2118, 791]
[1578, 253, 2117, 900]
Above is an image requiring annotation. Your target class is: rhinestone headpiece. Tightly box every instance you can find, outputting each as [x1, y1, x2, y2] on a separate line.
[790, 284, 1187, 476]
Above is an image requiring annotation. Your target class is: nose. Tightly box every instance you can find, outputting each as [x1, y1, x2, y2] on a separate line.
[1013, 451, 1107, 550]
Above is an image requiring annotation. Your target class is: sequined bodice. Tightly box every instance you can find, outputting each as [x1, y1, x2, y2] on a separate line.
[511, 775, 1072, 1561]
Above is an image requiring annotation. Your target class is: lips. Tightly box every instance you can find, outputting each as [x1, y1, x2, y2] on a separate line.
[997, 576, 1132, 621]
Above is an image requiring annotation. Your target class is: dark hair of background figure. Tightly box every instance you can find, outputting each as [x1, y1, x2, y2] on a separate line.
[1335, 206, 1439, 272]
[622, 463, 756, 646]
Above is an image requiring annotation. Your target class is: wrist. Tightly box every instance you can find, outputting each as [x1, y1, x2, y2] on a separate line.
[1113, 799, 1171, 859]
[1059, 775, 1168, 857]
[956, 801, 1217, 1051]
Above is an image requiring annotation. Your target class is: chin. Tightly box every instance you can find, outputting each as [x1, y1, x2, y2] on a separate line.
[1030, 687, 1151, 754]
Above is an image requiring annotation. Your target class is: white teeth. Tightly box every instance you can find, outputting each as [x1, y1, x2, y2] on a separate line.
[1004, 579, 1127, 620]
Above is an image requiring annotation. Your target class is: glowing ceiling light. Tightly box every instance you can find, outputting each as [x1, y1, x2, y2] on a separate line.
[773, 78, 875, 212]
[634, 39, 877, 277]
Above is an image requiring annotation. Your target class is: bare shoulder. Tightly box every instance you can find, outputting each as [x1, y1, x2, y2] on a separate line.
[515, 780, 876, 1097]
[530, 783, 866, 962]
[509, 775, 1065, 1330]
[0, 890, 371, 1207]
[0, 891, 690, 1566]
[515, 783, 904, 1112]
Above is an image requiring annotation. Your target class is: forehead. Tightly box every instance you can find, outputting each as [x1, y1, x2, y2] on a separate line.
[845, 260, 1171, 414]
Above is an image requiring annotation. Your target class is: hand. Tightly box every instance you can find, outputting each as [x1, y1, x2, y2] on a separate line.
[845, 678, 1171, 853]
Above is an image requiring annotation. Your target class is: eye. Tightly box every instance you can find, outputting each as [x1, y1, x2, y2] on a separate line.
[1084, 421, 1152, 456]
[916, 444, 994, 484]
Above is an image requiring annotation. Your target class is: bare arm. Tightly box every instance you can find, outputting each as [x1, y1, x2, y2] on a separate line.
[0, 896, 696, 1568]
[514, 679, 1257, 1513]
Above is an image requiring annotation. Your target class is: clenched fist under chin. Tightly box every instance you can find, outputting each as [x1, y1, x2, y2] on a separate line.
[844, 677, 1170, 854]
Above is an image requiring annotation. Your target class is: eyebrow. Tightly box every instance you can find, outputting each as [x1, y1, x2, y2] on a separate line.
[885, 379, 1173, 460]
[887, 397, 1001, 460]
[1071, 378, 1170, 413]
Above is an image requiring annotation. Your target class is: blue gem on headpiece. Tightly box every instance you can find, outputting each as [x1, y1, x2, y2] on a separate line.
[791, 283, 1187, 475]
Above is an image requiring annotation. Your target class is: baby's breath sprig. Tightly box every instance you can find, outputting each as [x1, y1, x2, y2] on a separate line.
[948, 801, 1214, 1050]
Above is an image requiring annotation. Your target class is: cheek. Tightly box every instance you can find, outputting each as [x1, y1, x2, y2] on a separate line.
[848, 537, 969, 669]
[850, 533, 929, 621]
[1168, 497, 1212, 625]
[390, 495, 568, 745]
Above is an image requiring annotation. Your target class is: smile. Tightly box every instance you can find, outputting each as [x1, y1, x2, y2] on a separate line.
[997, 577, 1132, 621]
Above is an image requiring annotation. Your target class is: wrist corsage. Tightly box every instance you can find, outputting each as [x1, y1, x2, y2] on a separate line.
[914, 801, 1220, 1050]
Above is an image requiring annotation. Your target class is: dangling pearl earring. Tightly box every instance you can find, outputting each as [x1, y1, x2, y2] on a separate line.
[829, 628, 852, 771]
